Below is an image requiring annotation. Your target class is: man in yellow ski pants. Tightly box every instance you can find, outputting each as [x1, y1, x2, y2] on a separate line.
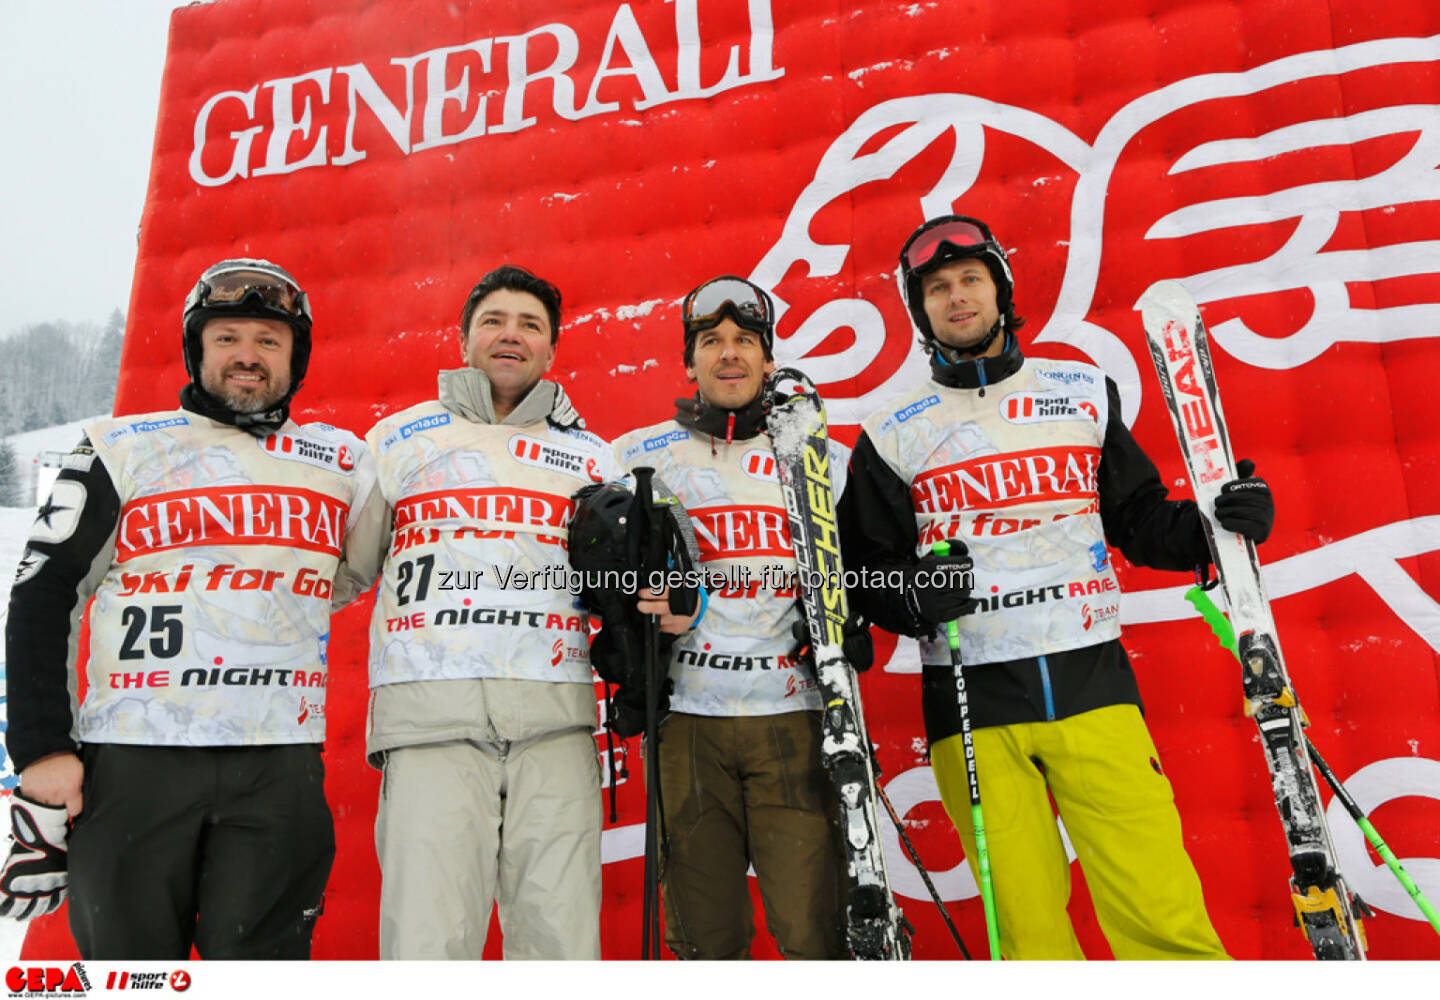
[840, 215, 1275, 958]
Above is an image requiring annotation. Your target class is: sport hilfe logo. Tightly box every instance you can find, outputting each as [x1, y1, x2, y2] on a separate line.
[1000, 392, 1098, 424]
[742, 449, 777, 482]
[102, 971, 190, 992]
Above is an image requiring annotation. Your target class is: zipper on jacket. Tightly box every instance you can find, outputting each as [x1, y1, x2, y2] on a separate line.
[1038, 654, 1056, 721]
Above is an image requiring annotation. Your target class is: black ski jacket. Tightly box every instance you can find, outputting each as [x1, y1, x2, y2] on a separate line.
[836, 337, 1211, 742]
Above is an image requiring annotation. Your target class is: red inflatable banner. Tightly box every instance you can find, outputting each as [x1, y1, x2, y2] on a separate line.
[23, 0, 1440, 960]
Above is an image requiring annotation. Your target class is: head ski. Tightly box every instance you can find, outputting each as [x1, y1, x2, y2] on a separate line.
[1139, 279, 1366, 960]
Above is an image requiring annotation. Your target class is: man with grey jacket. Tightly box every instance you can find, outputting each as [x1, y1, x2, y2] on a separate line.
[354, 265, 618, 958]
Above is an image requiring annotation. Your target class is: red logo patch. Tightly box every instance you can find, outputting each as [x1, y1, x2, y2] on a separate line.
[690, 505, 793, 561]
[742, 449, 778, 482]
[116, 487, 350, 562]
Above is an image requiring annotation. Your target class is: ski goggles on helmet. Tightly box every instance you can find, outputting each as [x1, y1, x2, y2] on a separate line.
[188, 266, 311, 323]
[900, 217, 1001, 274]
[681, 276, 773, 336]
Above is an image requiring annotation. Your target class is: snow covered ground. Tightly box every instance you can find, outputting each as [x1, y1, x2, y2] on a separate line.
[0, 417, 105, 960]
[6, 417, 95, 510]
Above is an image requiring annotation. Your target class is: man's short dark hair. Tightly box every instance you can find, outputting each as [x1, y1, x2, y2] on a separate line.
[459, 265, 562, 344]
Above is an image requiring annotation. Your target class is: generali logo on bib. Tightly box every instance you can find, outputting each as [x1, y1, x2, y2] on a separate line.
[690, 505, 793, 562]
[912, 446, 1101, 514]
[117, 487, 350, 562]
[393, 487, 573, 533]
[261, 433, 356, 473]
[509, 433, 604, 482]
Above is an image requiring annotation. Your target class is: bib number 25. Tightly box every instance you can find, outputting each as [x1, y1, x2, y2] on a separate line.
[118, 604, 184, 660]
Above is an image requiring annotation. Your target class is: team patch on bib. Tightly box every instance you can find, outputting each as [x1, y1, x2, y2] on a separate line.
[102, 416, 189, 446]
[508, 433, 604, 482]
[878, 394, 941, 436]
[1000, 391, 1098, 424]
[1034, 367, 1098, 387]
[378, 412, 452, 454]
[261, 433, 357, 473]
[621, 427, 691, 465]
[740, 448, 778, 482]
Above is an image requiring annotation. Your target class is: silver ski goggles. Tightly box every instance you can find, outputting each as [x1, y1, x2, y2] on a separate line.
[681, 276, 773, 336]
[191, 268, 311, 321]
[901, 218, 994, 272]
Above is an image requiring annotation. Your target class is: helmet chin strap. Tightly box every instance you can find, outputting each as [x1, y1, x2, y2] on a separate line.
[935, 318, 1005, 361]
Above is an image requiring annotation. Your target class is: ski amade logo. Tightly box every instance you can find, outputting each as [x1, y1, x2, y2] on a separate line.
[5, 965, 90, 997]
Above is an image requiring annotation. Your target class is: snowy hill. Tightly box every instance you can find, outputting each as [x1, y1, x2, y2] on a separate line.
[4, 416, 99, 510]
[7, 417, 94, 461]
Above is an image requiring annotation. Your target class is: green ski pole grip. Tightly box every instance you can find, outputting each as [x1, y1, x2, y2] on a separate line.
[932, 539, 1000, 958]
[1185, 586, 1237, 657]
[932, 540, 963, 652]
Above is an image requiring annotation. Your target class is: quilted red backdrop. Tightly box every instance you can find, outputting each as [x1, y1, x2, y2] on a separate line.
[23, 0, 1440, 960]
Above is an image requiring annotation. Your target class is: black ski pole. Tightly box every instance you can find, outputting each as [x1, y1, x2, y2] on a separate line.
[633, 467, 666, 959]
[875, 781, 972, 958]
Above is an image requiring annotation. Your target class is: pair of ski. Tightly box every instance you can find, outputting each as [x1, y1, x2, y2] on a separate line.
[1142, 280, 1440, 959]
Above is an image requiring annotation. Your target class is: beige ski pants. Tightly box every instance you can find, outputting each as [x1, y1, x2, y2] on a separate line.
[375, 730, 603, 959]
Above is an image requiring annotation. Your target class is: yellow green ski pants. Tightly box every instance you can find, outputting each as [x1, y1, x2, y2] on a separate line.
[930, 703, 1229, 960]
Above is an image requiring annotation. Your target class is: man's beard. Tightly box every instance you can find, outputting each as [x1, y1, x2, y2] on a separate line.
[203, 365, 291, 414]
[937, 318, 1003, 360]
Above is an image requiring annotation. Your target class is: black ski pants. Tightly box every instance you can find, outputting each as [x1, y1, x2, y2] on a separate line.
[68, 743, 334, 960]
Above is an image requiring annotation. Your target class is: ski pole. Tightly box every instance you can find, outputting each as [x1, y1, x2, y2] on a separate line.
[932, 540, 1000, 959]
[1185, 585, 1440, 938]
[633, 467, 666, 959]
[875, 780, 972, 959]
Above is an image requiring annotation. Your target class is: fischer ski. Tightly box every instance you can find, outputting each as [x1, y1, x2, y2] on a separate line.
[1139, 279, 1367, 960]
[764, 367, 910, 961]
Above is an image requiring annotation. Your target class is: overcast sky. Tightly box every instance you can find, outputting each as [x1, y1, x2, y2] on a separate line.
[1, 1, 183, 335]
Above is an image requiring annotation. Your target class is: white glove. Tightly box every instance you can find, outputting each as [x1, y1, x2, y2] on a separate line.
[0, 793, 69, 920]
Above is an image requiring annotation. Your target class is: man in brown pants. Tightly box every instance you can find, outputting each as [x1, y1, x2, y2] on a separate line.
[613, 276, 860, 959]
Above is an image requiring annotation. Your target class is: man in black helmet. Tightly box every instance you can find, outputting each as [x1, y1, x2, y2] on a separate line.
[838, 216, 1276, 959]
[609, 275, 864, 960]
[1, 259, 381, 959]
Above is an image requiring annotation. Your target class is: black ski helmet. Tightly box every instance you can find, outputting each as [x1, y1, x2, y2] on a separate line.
[569, 481, 643, 629]
[181, 258, 313, 395]
[899, 215, 1017, 341]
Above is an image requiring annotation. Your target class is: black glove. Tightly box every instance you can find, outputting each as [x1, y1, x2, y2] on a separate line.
[903, 546, 976, 629]
[0, 793, 69, 921]
[593, 626, 675, 739]
[790, 611, 875, 673]
[1214, 459, 1274, 544]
